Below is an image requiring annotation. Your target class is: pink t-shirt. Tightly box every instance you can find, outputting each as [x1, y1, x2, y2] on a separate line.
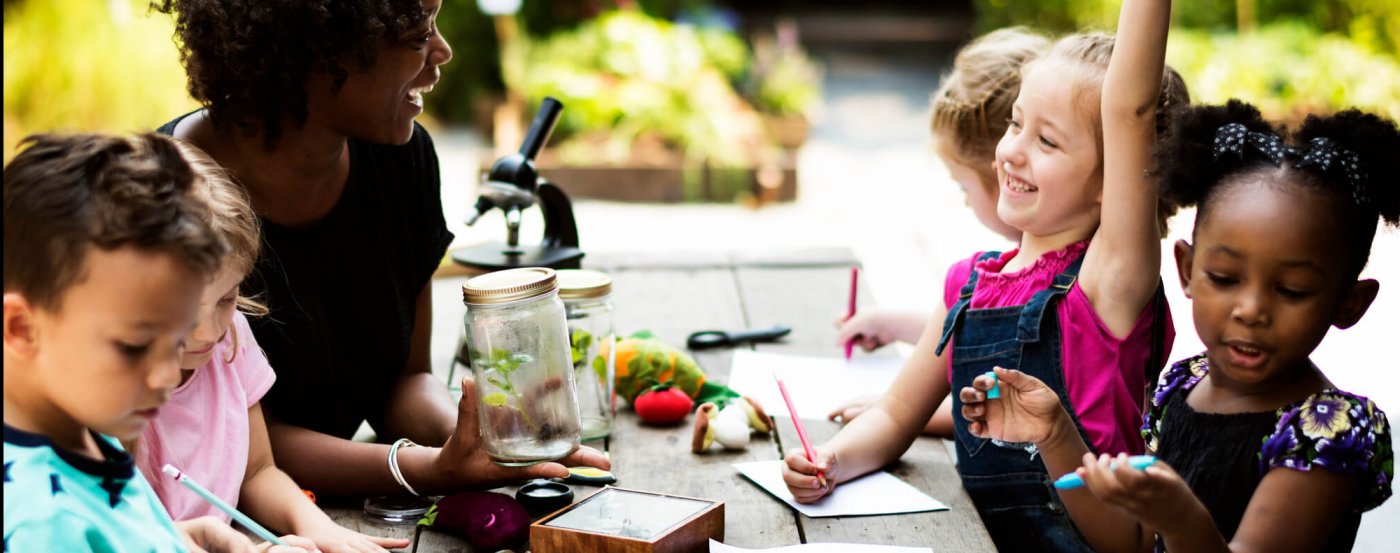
[942, 241, 1173, 456]
[135, 312, 276, 522]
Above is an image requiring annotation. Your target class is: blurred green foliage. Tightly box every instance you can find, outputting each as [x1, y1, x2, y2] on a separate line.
[745, 32, 823, 116]
[1168, 22, 1400, 122]
[512, 9, 762, 165]
[429, 1, 504, 125]
[4, 0, 196, 160]
[428, 0, 712, 124]
[10, 0, 1389, 166]
[973, 0, 1399, 121]
[975, 0, 1400, 53]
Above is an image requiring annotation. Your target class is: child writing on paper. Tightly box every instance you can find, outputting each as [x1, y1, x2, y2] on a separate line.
[960, 102, 1397, 552]
[4, 133, 305, 552]
[785, 1, 1185, 550]
[130, 156, 410, 552]
[830, 27, 1049, 435]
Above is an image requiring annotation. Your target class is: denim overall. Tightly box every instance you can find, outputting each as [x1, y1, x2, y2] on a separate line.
[934, 251, 1096, 553]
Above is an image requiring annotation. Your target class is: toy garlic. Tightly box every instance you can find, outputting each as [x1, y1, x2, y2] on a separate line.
[691, 397, 771, 453]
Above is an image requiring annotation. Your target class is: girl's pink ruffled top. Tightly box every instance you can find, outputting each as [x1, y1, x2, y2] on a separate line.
[943, 241, 1174, 455]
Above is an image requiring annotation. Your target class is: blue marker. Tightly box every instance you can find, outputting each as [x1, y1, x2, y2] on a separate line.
[983, 370, 1000, 399]
[1053, 455, 1157, 490]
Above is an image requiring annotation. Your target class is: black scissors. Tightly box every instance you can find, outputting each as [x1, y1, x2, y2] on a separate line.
[686, 325, 792, 350]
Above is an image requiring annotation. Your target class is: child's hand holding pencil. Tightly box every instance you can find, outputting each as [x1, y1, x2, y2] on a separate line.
[776, 375, 838, 503]
[781, 445, 838, 504]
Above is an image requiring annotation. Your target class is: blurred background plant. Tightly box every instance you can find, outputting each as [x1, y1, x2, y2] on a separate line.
[509, 8, 764, 167]
[1167, 21, 1399, 123]
[3, 0, 196, 161]
[4, 0, 1393, 163]
[974, 0, 1400, 122]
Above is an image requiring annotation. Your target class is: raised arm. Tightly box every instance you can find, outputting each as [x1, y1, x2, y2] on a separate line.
[1079, 0, 1172, 335]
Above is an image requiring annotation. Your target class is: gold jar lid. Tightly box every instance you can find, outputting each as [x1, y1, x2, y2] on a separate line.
[556, 269, 613, 300]
[462, 267, 559, 305]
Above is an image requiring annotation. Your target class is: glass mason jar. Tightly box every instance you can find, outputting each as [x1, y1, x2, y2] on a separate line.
[556, 270, 615, 441]
[462, 268, 581, 466]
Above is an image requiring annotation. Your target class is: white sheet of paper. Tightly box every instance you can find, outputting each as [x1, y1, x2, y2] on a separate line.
[725, 350, 906, 420]
[709, 539, 933, 553]
[734, 460, 948, 518]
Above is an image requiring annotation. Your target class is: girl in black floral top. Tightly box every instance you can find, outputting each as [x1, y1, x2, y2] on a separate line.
[960, 100, 1397, 553]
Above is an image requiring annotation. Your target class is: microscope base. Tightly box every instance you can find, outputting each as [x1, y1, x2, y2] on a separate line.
[451, 242, 584, 273]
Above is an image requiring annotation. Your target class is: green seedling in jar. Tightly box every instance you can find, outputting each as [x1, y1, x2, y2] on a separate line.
[477, 348, 541, 432]
[570, 328, 593, 367]
[569, 328, 609, 384]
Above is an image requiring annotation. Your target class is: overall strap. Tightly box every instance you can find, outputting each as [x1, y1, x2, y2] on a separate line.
[1015, 252, 1086, 343]
[1143, 280, 1169, 406]
[934, 251, 1002, 356]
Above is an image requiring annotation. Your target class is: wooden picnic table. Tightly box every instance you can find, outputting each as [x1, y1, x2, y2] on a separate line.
[320, 249, 996, 552]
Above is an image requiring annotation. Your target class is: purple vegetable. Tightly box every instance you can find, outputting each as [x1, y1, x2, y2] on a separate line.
[422, 491, 530, 550]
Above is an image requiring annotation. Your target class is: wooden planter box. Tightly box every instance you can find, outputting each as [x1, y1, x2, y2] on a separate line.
[527, 151, 798, 204]
[762, 114, 811, 150]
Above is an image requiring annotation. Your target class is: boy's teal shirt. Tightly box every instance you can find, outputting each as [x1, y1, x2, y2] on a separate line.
[4, 424, 186, 552]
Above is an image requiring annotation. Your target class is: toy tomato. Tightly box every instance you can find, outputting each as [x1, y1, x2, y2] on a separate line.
[633, 385, 694, 425]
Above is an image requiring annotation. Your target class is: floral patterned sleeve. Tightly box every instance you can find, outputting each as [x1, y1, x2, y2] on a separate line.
[1259, 391, 1394, 511]
[1141, 355, 1207, 454]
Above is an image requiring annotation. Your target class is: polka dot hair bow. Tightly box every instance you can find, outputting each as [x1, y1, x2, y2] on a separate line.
[1213, 123, 1291, 165]
[1296, 136, 1369, 206]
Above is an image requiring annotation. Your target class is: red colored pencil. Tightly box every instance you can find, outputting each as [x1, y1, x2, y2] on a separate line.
[844, 267, 859, 360]
[775, 375, 827, 488]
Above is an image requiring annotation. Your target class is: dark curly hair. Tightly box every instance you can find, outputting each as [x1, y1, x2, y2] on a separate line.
[1155, 100, 1400, 277]
[152, 0, 429, 147]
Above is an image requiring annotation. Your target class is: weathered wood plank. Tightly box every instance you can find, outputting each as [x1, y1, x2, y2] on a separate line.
[404, 267, 799, 551]
[735, 265, 994, 551]
[325, 256, 989, 551]
[601, 267, 801, 548]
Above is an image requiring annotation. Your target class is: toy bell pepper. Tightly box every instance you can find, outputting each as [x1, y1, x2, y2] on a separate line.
[633, 384, 694, 425]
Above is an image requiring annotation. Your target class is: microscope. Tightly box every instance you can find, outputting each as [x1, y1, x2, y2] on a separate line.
[452, 97, 585, 272]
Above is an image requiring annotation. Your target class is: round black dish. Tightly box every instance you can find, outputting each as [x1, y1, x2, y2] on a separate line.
[516, 479, 574, 516]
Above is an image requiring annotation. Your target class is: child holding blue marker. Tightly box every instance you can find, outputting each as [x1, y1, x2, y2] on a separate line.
[784, 0, 1185, 550]
[962, 103, 1397, 552]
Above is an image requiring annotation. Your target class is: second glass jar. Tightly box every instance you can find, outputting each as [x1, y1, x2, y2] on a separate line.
[462, 267, 581, 466]
[556, 269, 615, 441]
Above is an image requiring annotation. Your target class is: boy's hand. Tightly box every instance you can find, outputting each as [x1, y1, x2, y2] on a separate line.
[781, 446, 836, 503]
[292, 519, 411, 553]
[835, 311, 925, 352]
[959, 367, 1065, 445]
[1077, 453, 1196, 533]
[176, 517, 312, 553]
[427, 377, 610, 491]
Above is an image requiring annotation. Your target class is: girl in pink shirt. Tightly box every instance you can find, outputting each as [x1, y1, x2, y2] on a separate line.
[784, 1, 1185, 550]
[132, 153, 409, 552]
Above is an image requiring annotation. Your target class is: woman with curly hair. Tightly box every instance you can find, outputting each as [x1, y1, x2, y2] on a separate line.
[152, 0, 608, 509]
